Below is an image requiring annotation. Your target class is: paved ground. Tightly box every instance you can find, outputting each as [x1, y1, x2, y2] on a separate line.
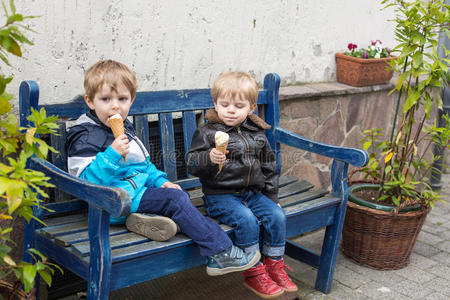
[59, 173, 450, 300]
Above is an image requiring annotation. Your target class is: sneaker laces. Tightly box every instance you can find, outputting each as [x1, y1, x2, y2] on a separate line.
[247, 264, 274, 287]
[270, 260, 293, 282]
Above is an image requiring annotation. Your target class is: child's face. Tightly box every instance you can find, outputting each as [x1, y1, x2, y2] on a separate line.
[85, 82, 134, 127]
[214, 95, 256, 127]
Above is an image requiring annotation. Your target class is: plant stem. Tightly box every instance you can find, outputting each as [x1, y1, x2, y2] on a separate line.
[379, 57, 409, 196]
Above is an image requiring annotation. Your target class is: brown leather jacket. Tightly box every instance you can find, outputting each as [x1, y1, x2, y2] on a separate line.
[186, 109, 279, 202]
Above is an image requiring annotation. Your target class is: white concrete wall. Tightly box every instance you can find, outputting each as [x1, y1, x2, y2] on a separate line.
[9, 0, 397, 104]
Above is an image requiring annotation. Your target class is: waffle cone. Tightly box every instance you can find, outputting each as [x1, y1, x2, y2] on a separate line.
[215, 142, 228, 172]
[109, 117, 126, 161]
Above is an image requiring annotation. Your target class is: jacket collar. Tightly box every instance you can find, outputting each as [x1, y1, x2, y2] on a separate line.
[205, 109, 271, 131]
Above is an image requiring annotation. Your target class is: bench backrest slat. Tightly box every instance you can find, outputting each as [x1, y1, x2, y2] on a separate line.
[159, 112, 177, 181]
[182, 111, 198, 178]
[134, 116, 150, 153]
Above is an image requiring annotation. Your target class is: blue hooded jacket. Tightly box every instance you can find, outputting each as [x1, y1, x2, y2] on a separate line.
[65, 110, 168, 224]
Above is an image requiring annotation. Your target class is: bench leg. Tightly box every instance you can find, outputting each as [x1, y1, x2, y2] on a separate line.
[315, 160, 349, 293]
[315, 224, 341, 293]
[87, 206, 112, 300]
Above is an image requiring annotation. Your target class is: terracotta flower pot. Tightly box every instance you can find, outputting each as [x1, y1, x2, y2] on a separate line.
[335, 53, 395, 87]
[341, 184, 430, 270]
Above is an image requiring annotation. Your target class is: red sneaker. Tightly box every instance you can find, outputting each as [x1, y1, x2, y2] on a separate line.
[264, 257, 298, 292]
[242, 263, 284, 298]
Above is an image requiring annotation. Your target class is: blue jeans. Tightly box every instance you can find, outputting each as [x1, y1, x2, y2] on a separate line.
[138, 188, 232, 256]
[203, 190, 286, 257]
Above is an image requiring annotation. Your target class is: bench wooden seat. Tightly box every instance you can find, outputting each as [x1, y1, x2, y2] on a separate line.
[19, 73, 368, 299]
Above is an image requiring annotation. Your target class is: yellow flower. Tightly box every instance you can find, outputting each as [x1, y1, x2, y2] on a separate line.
[385, 152, 393, 164]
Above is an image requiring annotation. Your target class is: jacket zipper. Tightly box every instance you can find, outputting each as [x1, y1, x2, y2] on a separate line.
[237, 127, 252, 187]
[121, 174, 138, 189]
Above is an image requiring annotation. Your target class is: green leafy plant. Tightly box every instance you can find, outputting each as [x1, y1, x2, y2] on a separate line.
[0, 0, 61, 295]
[351, 0, 450, 209]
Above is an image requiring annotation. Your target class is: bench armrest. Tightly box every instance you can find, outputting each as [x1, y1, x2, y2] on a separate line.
[29, 157, 131, 217]
[276, 127, 368, 167]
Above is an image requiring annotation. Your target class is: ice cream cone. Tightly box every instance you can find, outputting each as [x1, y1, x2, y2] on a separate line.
[108, 115, 126, 162]
[215, 131, 229, 172]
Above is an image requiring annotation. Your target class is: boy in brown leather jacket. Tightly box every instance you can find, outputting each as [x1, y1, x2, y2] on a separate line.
[187, 72, 298, 298]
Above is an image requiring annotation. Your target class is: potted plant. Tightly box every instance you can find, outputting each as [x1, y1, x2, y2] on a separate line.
[342, 0, 450, 270]
[0, 1, 60, 298]
[335, 40, 396, 87]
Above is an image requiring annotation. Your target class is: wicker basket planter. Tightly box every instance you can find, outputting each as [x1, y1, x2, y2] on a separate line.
[335, 53, 395, 87]
[341, 184, 430, 270]
[0, 280, 28, 300]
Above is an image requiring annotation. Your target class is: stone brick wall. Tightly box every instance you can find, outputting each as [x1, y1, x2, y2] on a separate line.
[277, 81, 445, 189]
[277, 82, 398, 189]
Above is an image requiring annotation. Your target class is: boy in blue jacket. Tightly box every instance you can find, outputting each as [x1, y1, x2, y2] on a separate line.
[65, 60, 260, 276]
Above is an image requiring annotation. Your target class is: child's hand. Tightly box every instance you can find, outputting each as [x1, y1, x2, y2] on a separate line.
[210, 148, 228, 165]
[111, 134, 130, 157]
[161, 181, 182, 190]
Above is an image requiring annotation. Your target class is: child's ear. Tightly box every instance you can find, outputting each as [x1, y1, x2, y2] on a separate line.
[84, 95, 95, 110]
[249, 104, 257, 115]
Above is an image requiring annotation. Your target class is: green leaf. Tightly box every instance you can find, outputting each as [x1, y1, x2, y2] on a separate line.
[385, 165, 392, 175]
[6, 182, 22, 214]
[0, 244, 11, 253]
[7, 38, 21, 57]
[0, 75, 13, 94]
[9, 0, 15, 14]
[22, 264, 37, 292]
[392, 196, 400, 206]
[1, 35, 12, 49]
[26, 248, 46, 261]
[25, 127, 36, 144]
[403, 90, 421, 112]
[436, 94, 443, 110]
[38, 142, 49, 158]
[396, 72, 409, 91]
[363, 140, 372, 151]
[0, 177, 10, 196]
[412, 51, 423, 68]
[0, 96, 11, 114]
[22, 264, 36, 281]
[0, 50, 11, 66]
[18, 205, 33, 222]
[38, 270, 52, 286]
[424, 92, 432, 118]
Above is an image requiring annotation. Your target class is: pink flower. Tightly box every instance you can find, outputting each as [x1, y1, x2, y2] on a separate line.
[371, 40, 383, 46]
[362, 52, 369, 59]
[347, 43, 357, 51]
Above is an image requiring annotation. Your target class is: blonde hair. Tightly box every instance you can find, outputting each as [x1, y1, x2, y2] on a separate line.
[84, 60, 137, 102]
[211, 71, 258, 106]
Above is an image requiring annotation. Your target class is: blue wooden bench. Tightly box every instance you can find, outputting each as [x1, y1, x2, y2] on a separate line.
[19, 73, 368, 299]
